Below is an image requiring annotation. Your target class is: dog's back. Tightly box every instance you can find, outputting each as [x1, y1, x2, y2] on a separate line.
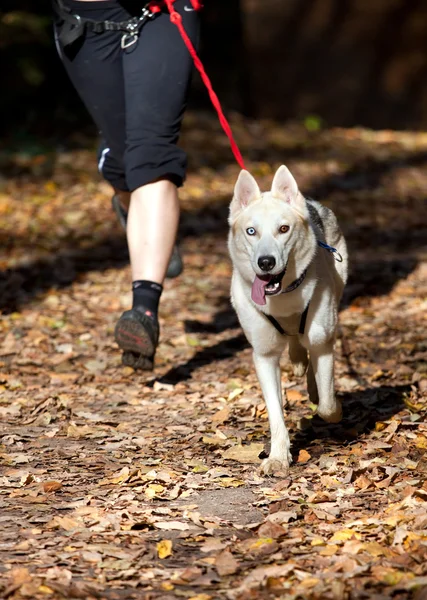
[307, 199, 348, 301]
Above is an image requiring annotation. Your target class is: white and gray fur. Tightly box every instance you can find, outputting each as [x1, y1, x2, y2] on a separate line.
[228, 165, 348, 475]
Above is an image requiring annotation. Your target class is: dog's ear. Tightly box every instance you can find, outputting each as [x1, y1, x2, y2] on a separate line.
[229, 170, 261, 222]
[271, 165, 307, 214]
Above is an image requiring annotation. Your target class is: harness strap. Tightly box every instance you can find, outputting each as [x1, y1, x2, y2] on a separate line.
[264, 304, 310, 337]
[265, 314, 287, 336]
[299, 304, 309, 334]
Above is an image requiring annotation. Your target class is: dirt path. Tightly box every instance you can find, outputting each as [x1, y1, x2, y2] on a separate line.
[1, 115, 426, 599]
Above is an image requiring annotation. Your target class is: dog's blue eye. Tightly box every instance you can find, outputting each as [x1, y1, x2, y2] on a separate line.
[246, 227, 256, 236]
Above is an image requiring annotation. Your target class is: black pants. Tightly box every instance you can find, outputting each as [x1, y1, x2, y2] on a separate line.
[55, 0, 199, 192]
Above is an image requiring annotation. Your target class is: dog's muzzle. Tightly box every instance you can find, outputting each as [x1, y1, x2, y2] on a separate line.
[264, 266, 287, 296]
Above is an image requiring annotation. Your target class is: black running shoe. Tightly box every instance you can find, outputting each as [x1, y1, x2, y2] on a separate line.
[111, 194, 183, 279]
[114, 306, 159, 371]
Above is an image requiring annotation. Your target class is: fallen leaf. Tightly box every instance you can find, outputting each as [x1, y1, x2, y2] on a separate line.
[157, 539, 173, 559]
[215, 548, 239, 576]
[212, 406, 231, 423]
[42, 481, 63, 493]
[286, 389, 304, 401]
[297, 449, 311, 463]
[222, 442, 263, 464]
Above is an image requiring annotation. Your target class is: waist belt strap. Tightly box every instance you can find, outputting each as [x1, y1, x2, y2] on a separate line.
[53, 0, 156, 47]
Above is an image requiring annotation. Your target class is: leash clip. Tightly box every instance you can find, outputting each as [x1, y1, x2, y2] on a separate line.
[317, 240, 343, 263]
[121, 21, 139, 48]
[121, 32, 138, 48]
[121, 7, 153, 48]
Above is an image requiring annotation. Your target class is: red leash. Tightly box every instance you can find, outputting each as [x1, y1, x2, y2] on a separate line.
[149, 0, 246, 170]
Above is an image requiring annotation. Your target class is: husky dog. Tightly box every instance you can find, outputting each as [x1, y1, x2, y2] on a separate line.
[228, 165, 348, 475]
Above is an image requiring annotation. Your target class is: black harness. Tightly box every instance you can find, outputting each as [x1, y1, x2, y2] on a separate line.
[265, 304, 310, 336]
[261, 239, 343, 337]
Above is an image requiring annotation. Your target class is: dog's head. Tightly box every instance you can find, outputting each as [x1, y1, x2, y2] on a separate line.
[228, 165, 317, 305]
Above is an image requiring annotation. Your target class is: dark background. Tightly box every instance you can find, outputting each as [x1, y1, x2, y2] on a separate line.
[1, 0, 427, 145]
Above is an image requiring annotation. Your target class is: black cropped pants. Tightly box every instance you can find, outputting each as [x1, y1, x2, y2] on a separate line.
[55, 0, 199, 191]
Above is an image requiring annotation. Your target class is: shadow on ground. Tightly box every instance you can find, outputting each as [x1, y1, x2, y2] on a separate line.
[1, 142, 426, 313]
[290, 383, 413, 460]
[158, 332, 249, 386]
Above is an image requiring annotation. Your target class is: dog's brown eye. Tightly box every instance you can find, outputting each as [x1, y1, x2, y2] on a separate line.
[279, 225, 290, 234]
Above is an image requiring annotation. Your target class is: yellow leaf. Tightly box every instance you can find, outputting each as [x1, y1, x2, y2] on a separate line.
[375, 422, 387, 432]
[38, 585, 54, 594]
[192, 463, 209, 473]
[145, 484, 165, 499]
[228, 388, 244, 402]
[188, 595, 212, 600]
[218, 477, 245, 488]
[319, 544, 339, 556]
[330, 529, 361, 543]
[160, 582, 175, 591]
[44, 181, 57, 194]
[415, 435, 427, 450]
[157, 540, 173, 559]
[383, 571, 406, 585]
[109, 467, 130, 485]
[363, 542, 388, 557]
[249, 537, 275, 550]
[311, 538, 325, 546]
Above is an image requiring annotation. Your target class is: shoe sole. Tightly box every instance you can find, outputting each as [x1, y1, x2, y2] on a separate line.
[122, 350, 154, 371]
[114, 315, 156, 357]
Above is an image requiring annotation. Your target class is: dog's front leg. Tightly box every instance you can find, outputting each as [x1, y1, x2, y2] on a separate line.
[309, 341, 342, 423]
[253, 351, 291, 475]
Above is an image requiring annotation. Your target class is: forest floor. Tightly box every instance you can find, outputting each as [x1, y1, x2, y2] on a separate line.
[0, 113, 426, 600]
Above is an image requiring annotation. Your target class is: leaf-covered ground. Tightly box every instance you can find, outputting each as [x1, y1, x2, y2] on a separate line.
[0, 114, 426, 600]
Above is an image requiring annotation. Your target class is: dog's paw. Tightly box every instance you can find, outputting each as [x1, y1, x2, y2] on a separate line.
[292, 361, 308, 378]
[317, 399, 342, 423]
[260, 457, 290, 477]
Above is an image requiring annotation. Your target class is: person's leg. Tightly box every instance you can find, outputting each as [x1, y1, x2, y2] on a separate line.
[114, 1, 199, 368]
[124, 0, 199, 278]
[127, 180, 179, 283]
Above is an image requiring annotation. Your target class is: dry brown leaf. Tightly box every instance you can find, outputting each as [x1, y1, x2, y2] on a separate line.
[297, 449, 311, 463]
[42, 480, 63, 493]
[211, 406, 231, 423]
[222, 442, 263, 464]
[286, 389, 304, 401]
[215, 548, 240, 576]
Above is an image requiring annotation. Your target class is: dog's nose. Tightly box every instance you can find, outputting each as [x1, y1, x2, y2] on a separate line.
[258, 255, 276, 272]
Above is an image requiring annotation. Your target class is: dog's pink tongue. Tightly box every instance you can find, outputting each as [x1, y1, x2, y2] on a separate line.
[251, 275, 271, 306]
